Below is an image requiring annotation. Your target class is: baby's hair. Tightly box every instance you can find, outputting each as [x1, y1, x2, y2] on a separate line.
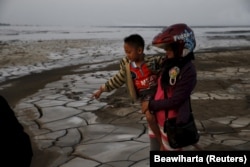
[124, 34, 145, 49]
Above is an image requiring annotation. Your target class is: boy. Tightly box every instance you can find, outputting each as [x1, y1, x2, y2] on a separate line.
[93, 34, 165, 150]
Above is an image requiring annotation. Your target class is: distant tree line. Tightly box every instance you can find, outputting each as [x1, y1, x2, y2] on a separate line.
[0, 23, 10, 26]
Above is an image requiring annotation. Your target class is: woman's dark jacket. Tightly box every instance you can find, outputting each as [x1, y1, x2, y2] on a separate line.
[148, 60, 197, 124]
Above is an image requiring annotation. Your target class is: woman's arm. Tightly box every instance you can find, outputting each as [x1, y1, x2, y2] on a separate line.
[149, 63, 196, 112]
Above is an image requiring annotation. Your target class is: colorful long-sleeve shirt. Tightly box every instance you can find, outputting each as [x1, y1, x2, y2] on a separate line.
[101, 54, 165, 102]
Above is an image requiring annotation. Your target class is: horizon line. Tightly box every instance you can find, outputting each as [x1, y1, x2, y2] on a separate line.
[1, 22, 250, 28]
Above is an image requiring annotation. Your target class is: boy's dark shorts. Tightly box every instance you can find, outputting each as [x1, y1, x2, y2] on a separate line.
[138, 86, 157, 101]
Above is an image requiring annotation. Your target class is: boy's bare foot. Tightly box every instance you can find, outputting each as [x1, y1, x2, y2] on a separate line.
[193, 144, 203, 150]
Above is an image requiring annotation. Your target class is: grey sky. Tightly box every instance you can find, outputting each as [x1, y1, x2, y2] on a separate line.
[0, 0, 250, 26]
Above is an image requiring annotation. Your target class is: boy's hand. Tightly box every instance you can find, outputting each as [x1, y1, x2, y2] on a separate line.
[141, 101, 149, 114]
[92, 86, 104, 99]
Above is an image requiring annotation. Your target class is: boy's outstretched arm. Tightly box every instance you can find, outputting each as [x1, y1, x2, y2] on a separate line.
[92, 57, 128, 99]
[92, 86, 104, 99]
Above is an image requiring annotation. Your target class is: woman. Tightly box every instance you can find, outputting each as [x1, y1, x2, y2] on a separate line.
[142, 23, 200, 151]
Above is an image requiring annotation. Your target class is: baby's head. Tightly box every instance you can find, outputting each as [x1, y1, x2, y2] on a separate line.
[124, 34, 145, 62]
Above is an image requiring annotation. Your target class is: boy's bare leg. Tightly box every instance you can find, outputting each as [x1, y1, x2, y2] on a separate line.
[145, 110, 164, 151]
[193, 143, 203, 150]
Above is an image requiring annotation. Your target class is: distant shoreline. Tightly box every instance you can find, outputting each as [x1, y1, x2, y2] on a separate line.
[1, 23, 250, 28]
[195, 45, 250, 53]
